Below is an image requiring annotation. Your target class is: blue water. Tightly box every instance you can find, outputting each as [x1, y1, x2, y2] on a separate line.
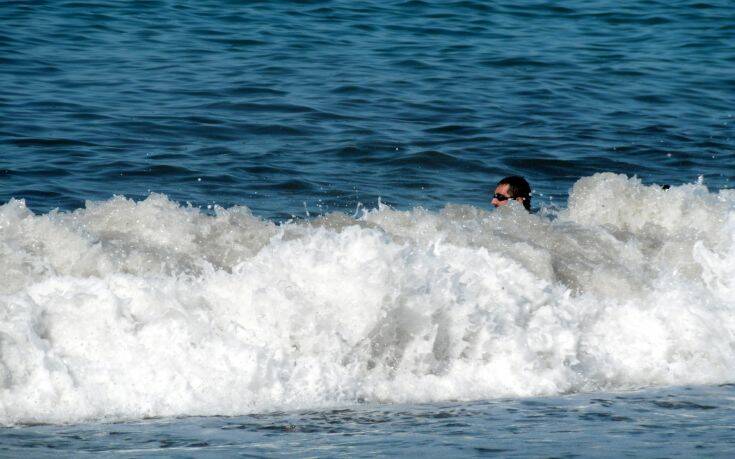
[2, 0, 733, 219]
[2, 0, 735, 456]
[3, 385, 735, 457]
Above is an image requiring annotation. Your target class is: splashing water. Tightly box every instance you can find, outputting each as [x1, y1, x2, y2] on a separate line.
[1, 173, 734, 425]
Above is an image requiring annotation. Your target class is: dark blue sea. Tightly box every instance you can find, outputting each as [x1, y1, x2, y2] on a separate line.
[2, 0, 735, 456]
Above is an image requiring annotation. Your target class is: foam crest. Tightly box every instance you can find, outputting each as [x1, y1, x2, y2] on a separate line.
[0, 174, 734, 425]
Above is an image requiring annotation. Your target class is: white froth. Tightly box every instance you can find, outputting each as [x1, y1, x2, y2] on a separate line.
[1, 173, 734, 425]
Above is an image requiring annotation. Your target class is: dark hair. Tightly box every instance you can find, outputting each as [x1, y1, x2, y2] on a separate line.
[498, 176, 531, 211]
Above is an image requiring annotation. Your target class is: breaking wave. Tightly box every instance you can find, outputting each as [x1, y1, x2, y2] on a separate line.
[1, 173, 734, 425]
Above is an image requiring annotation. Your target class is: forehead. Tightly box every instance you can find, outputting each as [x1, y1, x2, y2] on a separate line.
[494, 183, 511, 194]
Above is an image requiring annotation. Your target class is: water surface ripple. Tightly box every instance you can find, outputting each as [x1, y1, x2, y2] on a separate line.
[1, 0, 733, 217]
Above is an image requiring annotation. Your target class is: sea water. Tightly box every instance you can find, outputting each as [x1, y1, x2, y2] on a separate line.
[2, 0, 735, 456]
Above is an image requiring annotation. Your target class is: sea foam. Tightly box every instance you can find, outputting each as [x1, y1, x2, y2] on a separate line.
[1, 173, 733, 425]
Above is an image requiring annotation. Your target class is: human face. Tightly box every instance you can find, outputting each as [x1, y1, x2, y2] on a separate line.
[491, 183, 514, 208]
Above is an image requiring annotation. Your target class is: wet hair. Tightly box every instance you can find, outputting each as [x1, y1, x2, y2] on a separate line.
[498, 176, 531, 211]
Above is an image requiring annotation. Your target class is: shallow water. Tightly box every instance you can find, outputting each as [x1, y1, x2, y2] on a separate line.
[2, 0, 735, 456]
[4, 385, 735, 457]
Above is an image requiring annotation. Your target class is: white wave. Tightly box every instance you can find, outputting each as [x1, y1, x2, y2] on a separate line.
[1, 173, 734, 425]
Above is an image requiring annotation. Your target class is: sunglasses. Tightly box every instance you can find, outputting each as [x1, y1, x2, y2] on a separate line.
[493, 193, 514, 201]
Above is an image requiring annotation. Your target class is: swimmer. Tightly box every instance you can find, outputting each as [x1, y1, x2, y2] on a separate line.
[491, 176, 531, 211]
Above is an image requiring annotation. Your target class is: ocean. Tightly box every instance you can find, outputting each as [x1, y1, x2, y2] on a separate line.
[1, 0, 734, 456]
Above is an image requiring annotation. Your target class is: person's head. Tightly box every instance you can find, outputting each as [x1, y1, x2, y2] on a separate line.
[491, 176, 531, 211]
